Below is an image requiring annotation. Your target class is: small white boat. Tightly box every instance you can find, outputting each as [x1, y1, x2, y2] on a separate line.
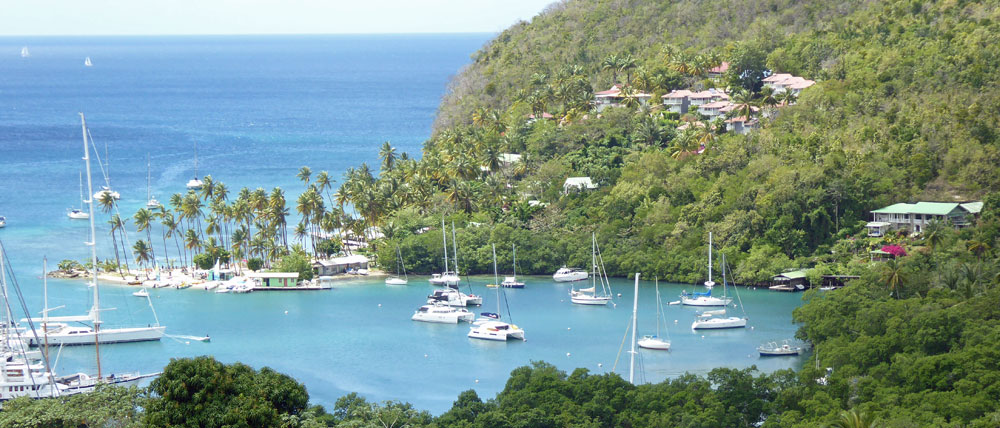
[468, 320, 525, 341]
[680, 292, 732, 306]
[386, 246, 408, 285]
[186, 178, 204, 190]
[84, 57, 92, 67]
[21, 46, 29, 58]
[93, 186, 120, 201]
[638, 335, 671, 350]
[67, 209, 89, 219]
[501, 276, 524, 288]
[570, 289, 612, 305]
[0, 216, 6, 228]
[411, 303, 474, 324]
[553, 266, 588, 282]
[758, 341, 802, 356]
[385, 277, 407, 285]
[356, 268, 369, 276]
[691, 311, 747, 329]
[132, 288, 149, 298]
[570, 233, 612, 306]
[637, 279, 671, 351]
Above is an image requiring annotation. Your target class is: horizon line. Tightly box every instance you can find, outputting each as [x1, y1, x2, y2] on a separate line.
[0, 31, 501, 38]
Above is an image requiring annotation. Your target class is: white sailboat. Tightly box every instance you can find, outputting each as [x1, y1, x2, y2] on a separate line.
[92, 137, 120, 201]
[84, 57, 92, 67]
[385, 246, 408, 285]
[146, 154, 159, 208]
[68, 170, 90, 219]
[692, 254, 747, 330]
[0, 216, 5, 228]
[501, 244, 525, 288]
[681, 232, 731, 306]
[758, 340, 802, 356]
[553, 266, 588, 282]
[21, 47, 30, 58]
[570, 233, 612, 305]
[28, 114, 166, 347]
[468, 244, 525, 341]
[186, 142, 204, 190]
[429, 218, 459, 286]
[637, 278, 671, 350]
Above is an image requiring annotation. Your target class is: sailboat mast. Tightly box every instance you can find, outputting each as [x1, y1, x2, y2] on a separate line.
[591, 233, 596, 292]
[451, 221, 459, 275]
[194, 142, 198, 179]
[0, 244, 9, 339]
[629, 273, 640, 384]
[81, 113, 102, 380]
[146, 153, 151, 201]
[43, 257, 50, 368]
[78, 170, 84, 206]
[492, 244, 499, 313]
[512, 244, 517, 279]
[708, 232, 713, 284]
[441, 217, 448, 272]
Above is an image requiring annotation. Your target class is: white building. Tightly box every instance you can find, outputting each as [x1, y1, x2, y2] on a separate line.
[563, 177, 597, 193]
[593, 85, 652, 112]
[866, 202, 981, 236]
[313, 254, 371, 276]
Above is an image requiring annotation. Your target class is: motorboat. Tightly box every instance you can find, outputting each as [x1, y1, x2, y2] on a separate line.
[67, 209, 89, 219]
[385, 277, 407, 285]
[429, 271, 460, 286]
[680, 290, 732, 306]
[186, 178, 204, 190]
[411, 303, 474, 324]
[691, 310, 747, 330]
[758, 341, 802, 356]
[427, 288, 482, 307]
[132, 288, 149, 297]
[501, 276, 524, 288]
[553, 267, 588, 282]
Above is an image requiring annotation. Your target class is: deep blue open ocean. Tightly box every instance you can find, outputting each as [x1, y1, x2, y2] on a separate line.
[0, 35, 806, 413]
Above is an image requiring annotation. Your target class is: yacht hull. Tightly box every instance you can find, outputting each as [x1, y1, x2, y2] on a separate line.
[691, 317, 747, 329]
[28, 326, 166, 346]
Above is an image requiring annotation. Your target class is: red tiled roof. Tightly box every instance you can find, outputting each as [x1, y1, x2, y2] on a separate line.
[708, 62, 729, 74]
[662, 89, 694, 99]
[700, 100, 731, 109]
[527, 112, 555, 119]
[762, 73, 793, 83]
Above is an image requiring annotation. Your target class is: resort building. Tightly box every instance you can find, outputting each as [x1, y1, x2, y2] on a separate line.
[662, 90, 694, 114]
[593, 85, 652, 112]
[563, 176, 597, 193]
[762, 73, 816, 95]
[312, 254, 371, 276]
[698, 100, 732, 121]
[246, 272, 300, 288]
[866, 201, 982, 236]
[725, 116, 758, 134]
[688, 89, 728, 108]
[707, 62, 730, 78]
[770, 269, 811, 291]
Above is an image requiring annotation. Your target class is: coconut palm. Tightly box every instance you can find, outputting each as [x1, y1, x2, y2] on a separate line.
[617, 53, 637, 84]
[132, 240, 153, 278]
[133, 208, 156, 268]
[184, 229, 201, 261]
[729, 88, 757, 121]
[881, 260, 906, 299]
[379, 141, 397, 172]
[601, 54, 620, 83]
[670, 130, 700, 159]
[778, 90, 798, 106]
[827, 409, 877, 428]
[297, 166, 312, 186]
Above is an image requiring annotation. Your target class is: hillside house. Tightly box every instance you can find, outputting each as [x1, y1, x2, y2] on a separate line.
[866, 201, 981, 236]
[593, 85, 652, 112]
[662, 90, 694, 114]
[763, 73, 816, 94]
[725, 116, 758, 134]
[707, 62, 730, 78]
[563, 177, 597, 193]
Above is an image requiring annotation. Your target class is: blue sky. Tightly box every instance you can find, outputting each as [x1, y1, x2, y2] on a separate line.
[2, 0, 556, 36]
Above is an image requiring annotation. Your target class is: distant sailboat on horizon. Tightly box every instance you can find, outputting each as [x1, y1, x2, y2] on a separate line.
[21, 47, 29, 58]
[186, 142, 204, 190]
[84, 57, 92, 67]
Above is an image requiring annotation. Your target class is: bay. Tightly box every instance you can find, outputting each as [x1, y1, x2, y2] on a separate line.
[0, 35, 805, 414]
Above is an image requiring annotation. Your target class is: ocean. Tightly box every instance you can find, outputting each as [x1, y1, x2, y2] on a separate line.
[0, 35, 805, 413]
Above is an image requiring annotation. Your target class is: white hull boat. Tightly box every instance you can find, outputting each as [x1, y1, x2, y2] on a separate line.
[468, 320, 525, 341]
[411, 303, 474, 324]
[501, 276, 524, 288]
[427, 288, 482, 307]
[385, 277, 407, 285]
[570, 233, 613, 306]
[570, 290, 611, 305]
[93, 187, 120, 201]
[692, 315, 747, 329]
[680, 294, 732, 306]
[758, 342, 802, 356]
[29, 325, 166, 346]
[186, 178, 204, 190]
[638, 335, 671, 350]
[67, 209, 89, 219]
[553, 267, 588, 282]
[429, 272, 460, 286]
[132, 288, 149, 297]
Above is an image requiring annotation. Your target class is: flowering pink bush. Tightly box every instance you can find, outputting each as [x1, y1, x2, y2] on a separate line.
[881, 245, 907, 257]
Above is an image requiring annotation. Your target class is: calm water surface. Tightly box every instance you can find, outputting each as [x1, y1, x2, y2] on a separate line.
[0, 36, 805, 413]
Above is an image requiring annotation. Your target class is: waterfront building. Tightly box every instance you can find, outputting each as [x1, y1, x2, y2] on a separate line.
[312, 255, 370, 276]
[866, 201, 981, 236]
[246, 272, 300, 288]
[770, 269, 811, 291]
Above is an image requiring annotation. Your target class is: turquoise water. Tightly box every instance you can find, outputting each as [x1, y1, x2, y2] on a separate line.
[0, 35, 806, 413]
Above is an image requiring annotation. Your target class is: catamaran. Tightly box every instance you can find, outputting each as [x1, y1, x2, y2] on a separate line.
[186, 142, 204, 189]
[637, 278, 671, 350]
[385, 246, 408, 285]
[681, 232, 731, 306]
[411, 302, 474, 324]
[68, 170, 90, 219]
[570, 233, 612, 305]
[27, 114, 166, 347]
[501, 244, 525, 288]
[468, 244, 525, 341]
[691, 254, 747, 330]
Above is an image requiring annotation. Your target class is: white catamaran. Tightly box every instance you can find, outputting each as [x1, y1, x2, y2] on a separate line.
[468, 244, 525, 341]
[429, 218, 460, 286]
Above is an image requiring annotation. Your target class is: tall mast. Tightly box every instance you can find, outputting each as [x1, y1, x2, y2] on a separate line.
[441, 217, 448, 273]
[707, 232, 713, 284]
[629, 273, 640, 385]
[492, 244, 499, 314]
[146, 153, 151, 201]
[451, 221, 459, 275]
[0, 244, 9, 340]
[194, 142, 198, 179]
[43, 257, 50, 368]
[78, 170, 84, 207]
[81, 113, 102, 380]
[512, 244, 517, 279]
[591, 232, 596, 293]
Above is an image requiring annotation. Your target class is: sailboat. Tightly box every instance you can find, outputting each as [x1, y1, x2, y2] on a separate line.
[68, 171, 90, 219]
[92, 137, 120, 201]
[0, 216, 5, 228]
[570, 233, 612, 305]
[501, 244, 525, 288]
[186, 142, 204, 190]
[146, 154, 160, 208]
[681, 232, 731, 306]
[468, 244, 525, 341]
[428, 218, 459, 286]
[27, 114, 166, 347]
[637, 278, 671, 350]
[21, 47, 29, 58]
[385, 246, 408, 285]
[84, 57, 92, 67]
[691, 253, 747, 330]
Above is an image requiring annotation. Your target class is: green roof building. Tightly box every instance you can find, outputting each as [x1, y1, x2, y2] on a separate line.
[867, 201, 981, 236]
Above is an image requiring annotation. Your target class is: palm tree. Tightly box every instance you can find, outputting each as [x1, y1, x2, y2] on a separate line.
[379, 141, 397, 172]
[314, 171, 334, 207]
[108, 214, 131, 277]
[617, 53, 637, 84]
[98, 192, 116, 214]
[297, 166, 312, 187]
[827, 409, 877, 428]
[198, 175, 215, 201]
[601, 54, 620, 83]
[729, 88, 757, 121]
[881, 260, 906, 299]
[967, 237, 991, 261]
[184, 229, 201, 263]
[777, 90, 798, 106]
[160, 211, 180, 268]
[132, 240, 153, 278]
[923, 220, 946, 251]
[133, 208, 156, 268]
[670, 130, 700, 159]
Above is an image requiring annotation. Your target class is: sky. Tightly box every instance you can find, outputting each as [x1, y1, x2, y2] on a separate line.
[1, 0, 557, 36]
